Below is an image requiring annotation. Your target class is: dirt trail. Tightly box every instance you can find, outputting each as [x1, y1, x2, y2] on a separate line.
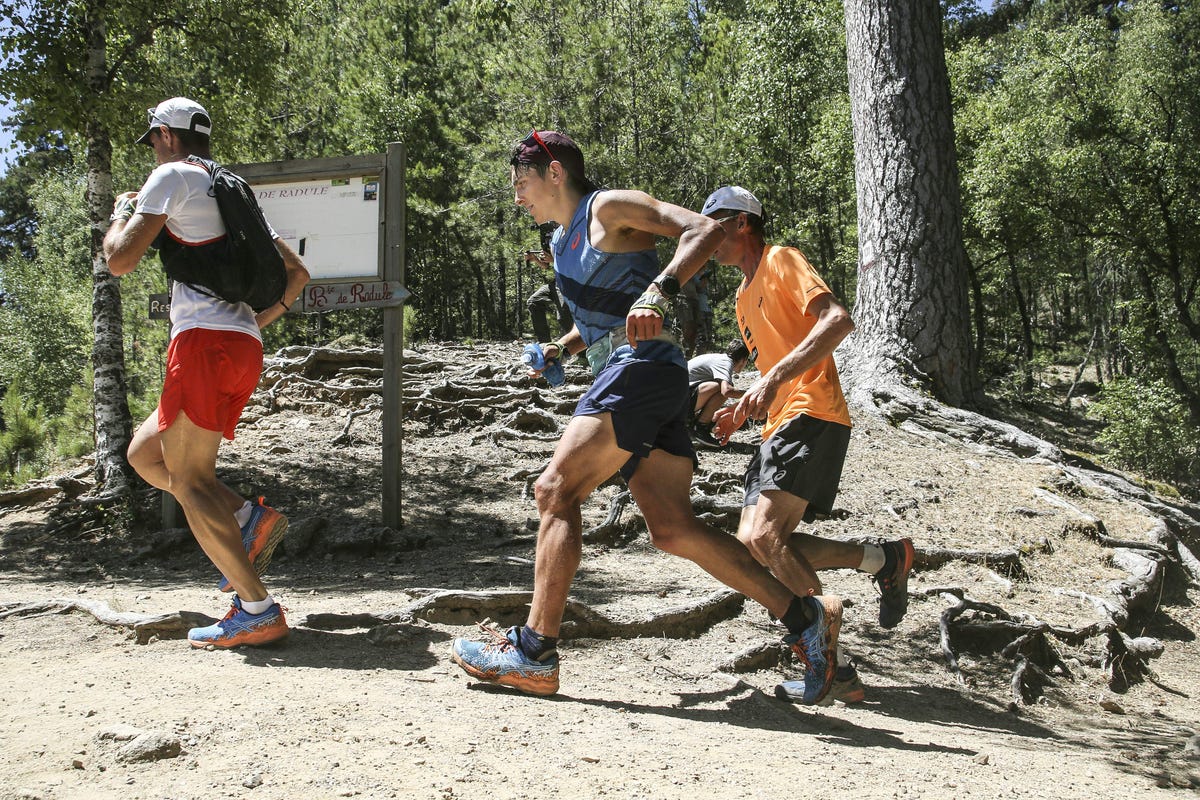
[1, 342, 1197, 799]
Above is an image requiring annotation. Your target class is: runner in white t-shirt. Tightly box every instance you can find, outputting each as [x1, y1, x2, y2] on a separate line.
[102, 97, 309, 650]
[686, 339, 749, 446]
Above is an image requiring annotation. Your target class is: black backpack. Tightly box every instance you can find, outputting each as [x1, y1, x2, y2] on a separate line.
[154, 156, 287, 312]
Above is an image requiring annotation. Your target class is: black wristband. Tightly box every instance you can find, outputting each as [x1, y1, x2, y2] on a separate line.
[653, 272, 680, 298]
[279, 299, 290, 311]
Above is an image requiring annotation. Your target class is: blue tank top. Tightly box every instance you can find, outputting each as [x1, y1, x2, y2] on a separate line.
[551, 191, 682, 367]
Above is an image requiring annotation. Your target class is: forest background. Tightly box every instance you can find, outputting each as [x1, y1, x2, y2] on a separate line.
[0, 0, 1197, 499]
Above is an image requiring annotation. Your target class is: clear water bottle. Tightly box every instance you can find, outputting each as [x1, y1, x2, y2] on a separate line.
[521, 343, 566, 387]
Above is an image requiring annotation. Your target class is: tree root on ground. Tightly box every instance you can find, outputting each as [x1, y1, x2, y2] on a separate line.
[299, 588, 745, 641]
[916, 546, 1029, 577]
[918, 583, 1163, 703]
[1, 589, 745, 647]
[332, 398, 383, 445]
[581, 490, 642, 545]
[713, 641, 783, 674]
[0, 599, 214, 645]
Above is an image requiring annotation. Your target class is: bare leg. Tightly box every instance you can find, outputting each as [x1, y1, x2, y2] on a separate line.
[736, 492, 866, 597]
[158, 412, 267, 602]
[527, 414, 633, 637]
[628, 449, 793, 617]
[128, 411, 245, 513]
[693, 381, 724, 424]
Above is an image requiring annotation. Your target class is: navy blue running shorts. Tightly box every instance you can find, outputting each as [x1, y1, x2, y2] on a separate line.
[743, 413, 851, 522]
[575, 355, 697, 480]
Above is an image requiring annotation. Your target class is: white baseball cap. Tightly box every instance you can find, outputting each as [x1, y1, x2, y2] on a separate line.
[136, 97, 212, 145]
[701, 185, 763, 218]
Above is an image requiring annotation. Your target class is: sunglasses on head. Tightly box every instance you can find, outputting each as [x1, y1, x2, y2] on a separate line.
[524, 129, 556, 162]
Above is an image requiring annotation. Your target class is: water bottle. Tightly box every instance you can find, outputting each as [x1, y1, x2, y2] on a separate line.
[521, 343, 566, 387]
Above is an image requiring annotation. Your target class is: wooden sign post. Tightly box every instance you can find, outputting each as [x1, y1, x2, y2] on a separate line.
[157, 145, 409, 530]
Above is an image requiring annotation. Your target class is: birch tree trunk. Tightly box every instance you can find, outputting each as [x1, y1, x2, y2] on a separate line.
[84, 3, 134, 496]
[841, 0, 978, 408]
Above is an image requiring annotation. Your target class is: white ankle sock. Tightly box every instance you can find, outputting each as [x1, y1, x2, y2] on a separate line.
[836, 645, 851, 668]
[234, 501, 253, 528]
[858, 544, 885, 575]
[241, 595, 274, 615]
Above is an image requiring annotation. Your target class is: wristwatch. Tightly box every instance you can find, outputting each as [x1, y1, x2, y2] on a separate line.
[653, 272, 680, 298]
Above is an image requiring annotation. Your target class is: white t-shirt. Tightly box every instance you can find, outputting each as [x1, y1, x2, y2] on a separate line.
[136, 160, 261, 342]
[687, 353, 734, 386]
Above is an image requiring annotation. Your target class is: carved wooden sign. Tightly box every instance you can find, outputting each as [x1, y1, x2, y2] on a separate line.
[301, 280, 410, 312]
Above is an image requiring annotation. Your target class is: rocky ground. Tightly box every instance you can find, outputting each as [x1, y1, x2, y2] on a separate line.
[1, 341, 1198, 800]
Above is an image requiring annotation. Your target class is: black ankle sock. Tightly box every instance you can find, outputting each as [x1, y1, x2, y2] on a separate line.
[518, 625, 557, 662]
[780, 596, 815, 635]
[879, 542, 897, 577]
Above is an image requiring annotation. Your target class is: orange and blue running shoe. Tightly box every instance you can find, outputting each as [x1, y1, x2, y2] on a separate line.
[218, 497, 288, 592]
[776, 662, 865, 705]
[451, 624, 560, 696]
[781, 595, 843, 706]
[874, 538, 915, 629]
[188, 597, 289, 649]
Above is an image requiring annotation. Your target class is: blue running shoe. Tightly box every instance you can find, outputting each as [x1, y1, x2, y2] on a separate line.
[218, 497, 288, 593]
[188, 597, 289, 649]
[781, 595, 843, 706]
[776, 663, 865, 705]
[451, 625, 560, 696]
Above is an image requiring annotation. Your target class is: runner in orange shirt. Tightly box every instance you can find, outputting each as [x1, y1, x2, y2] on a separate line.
[703, 186, 915, 703]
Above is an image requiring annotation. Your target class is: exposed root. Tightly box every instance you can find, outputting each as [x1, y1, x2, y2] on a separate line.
[916, 546, 1028, 578]
[582, 490, 641, 545]
[332, 398, 383, 445]
[713, 641, 783, 674]
[297, 588, 745, 641]
[0, 599, 213, 645]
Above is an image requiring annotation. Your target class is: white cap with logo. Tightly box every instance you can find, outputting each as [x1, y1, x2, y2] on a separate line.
[701, 185, 763, 218]
[136, 97, 212, 145]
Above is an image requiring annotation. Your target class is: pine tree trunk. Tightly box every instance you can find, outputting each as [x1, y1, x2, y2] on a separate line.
[84, 4, 134, 496]
[841, 0, 978, 408]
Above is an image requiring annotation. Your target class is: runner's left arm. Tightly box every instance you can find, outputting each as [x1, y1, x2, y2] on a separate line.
[732, 293, 854, 424]
[255, 238, 311, 328]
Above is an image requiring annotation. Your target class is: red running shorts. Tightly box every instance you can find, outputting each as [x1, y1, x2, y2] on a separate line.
[158, 328, 263, 440]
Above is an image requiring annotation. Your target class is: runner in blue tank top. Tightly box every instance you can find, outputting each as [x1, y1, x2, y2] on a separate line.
[451, 130, 843, 705]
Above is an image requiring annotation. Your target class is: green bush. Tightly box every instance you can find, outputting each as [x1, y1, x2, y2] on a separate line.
[1089, 377, 1199, 485]
[0, 380, 48, 487]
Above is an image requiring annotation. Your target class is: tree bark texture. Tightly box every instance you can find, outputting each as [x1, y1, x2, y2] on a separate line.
[842, 0, 977, 407]
[84, 3, 134, 496]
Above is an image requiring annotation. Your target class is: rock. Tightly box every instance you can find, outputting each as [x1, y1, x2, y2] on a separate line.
[96, 724, 144, 743]
[115, 732, 182, 763]
[281, 516, 327, 555]
[1099, 700, 1125, 714]
[242, 772, 263, 789]
[1183, 734, 1200, 759]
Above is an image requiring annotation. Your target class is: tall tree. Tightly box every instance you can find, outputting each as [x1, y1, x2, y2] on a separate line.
[841, 0, 978, 407]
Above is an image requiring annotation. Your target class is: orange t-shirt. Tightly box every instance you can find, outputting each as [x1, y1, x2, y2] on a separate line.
[735, 245, 851, 439]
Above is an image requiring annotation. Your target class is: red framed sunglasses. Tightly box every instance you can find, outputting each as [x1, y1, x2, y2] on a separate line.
[525, 129, 556, 161]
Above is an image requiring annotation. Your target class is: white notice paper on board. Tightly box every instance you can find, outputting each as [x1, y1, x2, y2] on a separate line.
[254, 175, 380, 281]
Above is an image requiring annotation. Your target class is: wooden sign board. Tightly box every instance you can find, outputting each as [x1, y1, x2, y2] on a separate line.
[149, 293, 171, 319]
[253, 176, 381, 281]
[302, 280, 410, 312]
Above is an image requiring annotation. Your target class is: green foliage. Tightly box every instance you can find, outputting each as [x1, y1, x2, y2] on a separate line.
[953, 3, 1200, 427]
[0, 166, 92, 415]
[0, 379, 47, 487]
[1089, 376, 1198, 485]
[47, 376, 97, 460]
[2, 0, 1199, 498]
